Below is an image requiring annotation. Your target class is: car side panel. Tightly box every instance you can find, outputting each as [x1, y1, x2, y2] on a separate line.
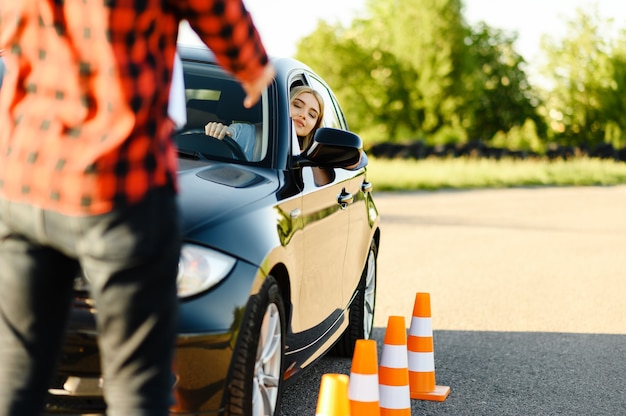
[342, 167, 377, 299]
[292, 166, 350, 332]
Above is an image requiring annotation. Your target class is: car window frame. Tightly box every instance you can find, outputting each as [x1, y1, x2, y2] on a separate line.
[286, 70, 356, 187]
[178, 60, 273, 167]
[307, 75, 348, 131]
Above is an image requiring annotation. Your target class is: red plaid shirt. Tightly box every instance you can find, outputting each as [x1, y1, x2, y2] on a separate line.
[0, 0, 269, 215]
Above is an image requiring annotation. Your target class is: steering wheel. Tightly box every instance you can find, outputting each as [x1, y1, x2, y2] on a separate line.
[180, 128, 247, 161]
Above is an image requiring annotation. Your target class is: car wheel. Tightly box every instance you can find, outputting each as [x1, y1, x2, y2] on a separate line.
[224, 276, 285, 416]
[331, 240, 377, 357]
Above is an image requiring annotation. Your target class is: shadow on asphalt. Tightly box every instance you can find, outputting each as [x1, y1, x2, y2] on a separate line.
[281, 328, 626, 416]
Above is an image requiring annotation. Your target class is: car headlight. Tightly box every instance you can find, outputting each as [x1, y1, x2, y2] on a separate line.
[177, 244, 236, 298]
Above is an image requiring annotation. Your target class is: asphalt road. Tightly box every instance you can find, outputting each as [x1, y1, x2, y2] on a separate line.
[281, 186, 626, 415]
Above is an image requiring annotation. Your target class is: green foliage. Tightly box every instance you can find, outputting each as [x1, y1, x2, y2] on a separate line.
[368, 0, 469, 134]
[463, 23, 545, 142]
[367, 158, 626, 191]
[430, 124, 467, 146]
[604, 121, 625, 149]
[293, 1, 626, 153]
[296, 0, 475, 143]
[295, 21, 418, 142]
[603, 34, 626, 147]
[491, 119, 546, 154]
[540, 7, 626, 148]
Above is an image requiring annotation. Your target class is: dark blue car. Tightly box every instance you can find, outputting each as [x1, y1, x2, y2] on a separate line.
[45, 44, 380, 416]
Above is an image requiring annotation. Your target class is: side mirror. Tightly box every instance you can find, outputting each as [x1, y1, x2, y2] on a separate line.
[295, 127, 365, 168]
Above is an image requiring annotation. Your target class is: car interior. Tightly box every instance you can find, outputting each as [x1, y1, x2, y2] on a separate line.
[176, 64, 266, 163]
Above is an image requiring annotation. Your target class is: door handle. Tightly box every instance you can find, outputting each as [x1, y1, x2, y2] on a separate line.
[361, 181, 373, 194]
[290, 208, 301, 219]
[337, 191, 353, 210]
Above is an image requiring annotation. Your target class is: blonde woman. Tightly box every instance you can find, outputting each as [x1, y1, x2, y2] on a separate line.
[205, 85, 325, 158]
[205, 84, 358, 185]
[288, 85, 325, 152]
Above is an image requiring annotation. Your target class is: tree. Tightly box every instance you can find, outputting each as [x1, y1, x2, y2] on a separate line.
[367, 0, 470, 136]
[295, 20, 419, 143]
[297, 0, 472, 143]
[463, 22, 545, 143]
[601, 33, 626, 149]
[295, 0, 626, 152]
[540, 8, 622, 148]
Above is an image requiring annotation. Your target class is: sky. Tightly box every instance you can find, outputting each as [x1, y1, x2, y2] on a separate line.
[179, 0, 626, 68]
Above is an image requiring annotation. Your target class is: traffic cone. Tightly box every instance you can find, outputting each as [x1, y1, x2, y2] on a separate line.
[349, 339, 381, 416]
[378, 316, 411, 416]
[316, 373, 350, 416]
[407, 292, 450, 401]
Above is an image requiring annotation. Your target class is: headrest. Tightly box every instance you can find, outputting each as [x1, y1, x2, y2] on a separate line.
[185, 99, 220, 129]
[217, 86, 262, 124]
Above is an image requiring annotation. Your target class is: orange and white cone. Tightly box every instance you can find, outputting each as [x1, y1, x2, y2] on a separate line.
[349, 339, 381, 416]
[408, 292, 450, 401]
[316, 373, 351, 416]
[378, 316, 411, 416]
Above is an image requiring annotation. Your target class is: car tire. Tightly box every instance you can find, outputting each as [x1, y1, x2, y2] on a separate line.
[331, 240, 377, 357]
[224, 276, 285, 416]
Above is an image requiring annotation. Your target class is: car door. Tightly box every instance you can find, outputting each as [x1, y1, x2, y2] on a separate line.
[285, 73, 350, 332]
[295, 153, 351, 332]
[341, 166, 373, 295]
[307, 76, 367, 307]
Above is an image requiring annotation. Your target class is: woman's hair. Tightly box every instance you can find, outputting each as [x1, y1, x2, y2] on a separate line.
[290, 85, 325, 151]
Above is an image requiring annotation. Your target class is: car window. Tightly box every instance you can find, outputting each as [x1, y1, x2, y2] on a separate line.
[308, 77, 345, 130]
[175, 61, 268, 164]
[288, 74, 346, 157]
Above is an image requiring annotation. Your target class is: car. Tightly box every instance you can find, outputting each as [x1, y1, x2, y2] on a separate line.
[45, 44, 380, 415]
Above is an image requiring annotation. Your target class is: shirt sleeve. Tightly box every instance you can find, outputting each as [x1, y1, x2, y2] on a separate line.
[230, 123, 257, 160]
[180, 0, 270, 83]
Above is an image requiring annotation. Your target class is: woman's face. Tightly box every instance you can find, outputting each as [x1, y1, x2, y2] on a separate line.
[290, 92, 321, 137]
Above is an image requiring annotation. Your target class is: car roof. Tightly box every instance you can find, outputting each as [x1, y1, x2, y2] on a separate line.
[176, 43, 313, 81]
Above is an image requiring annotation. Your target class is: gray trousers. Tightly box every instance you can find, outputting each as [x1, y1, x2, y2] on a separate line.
[0, 188, 181, 416]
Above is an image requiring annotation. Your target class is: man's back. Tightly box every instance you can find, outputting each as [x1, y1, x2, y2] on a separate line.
[0, 0, 270, 215]
[0, 2, 273, 415]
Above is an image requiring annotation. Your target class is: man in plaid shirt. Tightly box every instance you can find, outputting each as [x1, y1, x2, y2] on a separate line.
[0, 1, 274, 415]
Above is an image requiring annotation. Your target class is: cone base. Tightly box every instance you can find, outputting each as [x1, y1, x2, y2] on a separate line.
[410, 385, 450, 402]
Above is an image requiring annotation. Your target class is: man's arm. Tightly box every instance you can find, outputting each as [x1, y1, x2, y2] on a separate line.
[181, 0, 275, 107]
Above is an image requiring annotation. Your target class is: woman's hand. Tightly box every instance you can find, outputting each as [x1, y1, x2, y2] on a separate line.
[205, 122, 233, 139]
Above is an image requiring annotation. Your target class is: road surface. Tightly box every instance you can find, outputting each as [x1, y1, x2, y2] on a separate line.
[282, 185, 626, 415]
[48, 186, 626, 415]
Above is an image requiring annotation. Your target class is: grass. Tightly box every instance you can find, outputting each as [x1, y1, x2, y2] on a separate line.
[366, 157, 626, 191]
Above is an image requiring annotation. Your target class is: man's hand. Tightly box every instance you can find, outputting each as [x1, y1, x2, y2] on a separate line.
[241, 64, 276, 108]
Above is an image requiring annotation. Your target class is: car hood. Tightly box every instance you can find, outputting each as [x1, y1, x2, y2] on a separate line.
[176, 159, 278, 235]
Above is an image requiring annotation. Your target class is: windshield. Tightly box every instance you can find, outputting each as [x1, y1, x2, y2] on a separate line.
[175, 61, 268, 164]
